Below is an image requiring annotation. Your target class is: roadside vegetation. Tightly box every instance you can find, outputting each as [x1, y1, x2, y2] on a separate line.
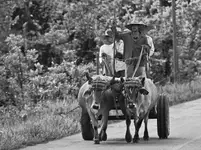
[0, 0, 201, 150]
[1, 70, 201, 150]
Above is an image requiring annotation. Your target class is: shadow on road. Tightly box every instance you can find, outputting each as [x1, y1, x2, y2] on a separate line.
[100, 137, 182, 146]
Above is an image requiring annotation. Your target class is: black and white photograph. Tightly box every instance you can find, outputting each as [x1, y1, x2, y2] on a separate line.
[0, 0, 201, 150]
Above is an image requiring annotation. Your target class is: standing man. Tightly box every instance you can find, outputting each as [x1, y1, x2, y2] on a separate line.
[114, 37, 125, 77]
[142, 25, 155, 57]
[141, 24, 155, 78]
[110, 21, 151, 78]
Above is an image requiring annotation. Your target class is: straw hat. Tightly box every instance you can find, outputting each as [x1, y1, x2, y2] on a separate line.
[125, 21, 147, 31]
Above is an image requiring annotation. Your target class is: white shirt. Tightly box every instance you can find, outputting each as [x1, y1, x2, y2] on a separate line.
[99, 44, 114, 64]
[146, 35, 155, 57]
[99, 40, 126, 72]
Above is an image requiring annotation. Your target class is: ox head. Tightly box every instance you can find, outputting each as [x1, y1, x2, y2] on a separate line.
[123, 76, 149, 116]
[83, 72, 110, 114]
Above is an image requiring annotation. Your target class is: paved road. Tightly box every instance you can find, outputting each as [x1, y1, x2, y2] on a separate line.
[23, 99, 201, 150]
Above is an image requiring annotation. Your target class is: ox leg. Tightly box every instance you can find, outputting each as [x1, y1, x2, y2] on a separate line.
[133, 119, 143, 143]
[99, 109, 109, 141]
[88, 110, 99, 144]
[143, 114, 149, 141]
[118, 97, 132, 143]
[119, 99, 132, 143]
[125, 116, 132, 143]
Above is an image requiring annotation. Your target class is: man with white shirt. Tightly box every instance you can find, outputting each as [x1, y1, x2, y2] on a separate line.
[99, 29, 125, 77]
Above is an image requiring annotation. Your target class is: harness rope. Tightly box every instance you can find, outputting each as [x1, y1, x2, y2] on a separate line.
[132, 46, 144, 78]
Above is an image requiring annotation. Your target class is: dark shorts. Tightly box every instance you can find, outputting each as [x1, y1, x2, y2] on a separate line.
[125, 55, 147, 67]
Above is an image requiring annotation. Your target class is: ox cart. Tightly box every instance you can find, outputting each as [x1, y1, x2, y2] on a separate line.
[79, 54, 170, 142]
[80, 92, 170, 140]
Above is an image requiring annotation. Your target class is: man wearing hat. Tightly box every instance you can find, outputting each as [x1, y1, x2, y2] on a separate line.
[110, 21, 152, 78]
[99, 28, 125, 77]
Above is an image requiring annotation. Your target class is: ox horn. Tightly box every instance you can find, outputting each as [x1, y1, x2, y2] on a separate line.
[110, 76, 115, 85]
[85, 72, 92, 84]
[138, 76, 145, 86]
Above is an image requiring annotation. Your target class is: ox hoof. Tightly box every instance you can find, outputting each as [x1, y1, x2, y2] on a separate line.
[143, 135, 149, 141]
[94, 139, 100, 144]
[100, 132, 107, 141]
[133, 134, 140, 143]
[125, 132, 132, 143]
[143, 131, 149, 141]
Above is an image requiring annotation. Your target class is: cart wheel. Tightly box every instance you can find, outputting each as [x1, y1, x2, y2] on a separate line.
[157, 94, 170, 139]
[80, 111, 94, 140]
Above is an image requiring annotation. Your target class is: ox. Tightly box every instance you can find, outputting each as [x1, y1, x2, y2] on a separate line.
[78, 73, 124, 144]
[122, 76, 158, 143]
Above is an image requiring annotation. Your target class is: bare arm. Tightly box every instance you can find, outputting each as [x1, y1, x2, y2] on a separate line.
[108, 27, 130, 40]
[146, 35, 155, 56]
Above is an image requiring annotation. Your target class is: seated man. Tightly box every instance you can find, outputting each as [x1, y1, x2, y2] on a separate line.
[141, 24, 155, 77]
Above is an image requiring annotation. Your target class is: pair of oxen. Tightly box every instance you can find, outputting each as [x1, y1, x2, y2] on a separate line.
[78, 73, 159, 144]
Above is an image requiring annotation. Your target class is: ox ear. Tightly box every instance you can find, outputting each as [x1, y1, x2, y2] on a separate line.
[139, 87, 149, 95]
[85, 72, 92, 84]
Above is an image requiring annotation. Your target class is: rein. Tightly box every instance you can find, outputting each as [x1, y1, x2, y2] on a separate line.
[132, 46, 144, 78]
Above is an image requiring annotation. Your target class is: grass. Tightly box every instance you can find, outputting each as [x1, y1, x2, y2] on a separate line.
[0, 99, 81, 150]
[0, 78, 201, 150]
[161, 78, 201, 106]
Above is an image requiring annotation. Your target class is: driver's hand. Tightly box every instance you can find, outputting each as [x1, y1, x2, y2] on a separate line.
[142, 44, 150, 55]
[102, 52, 107, 58]
[142, 44, 150, 50]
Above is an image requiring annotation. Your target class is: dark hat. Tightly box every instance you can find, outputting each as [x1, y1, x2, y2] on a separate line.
[103, 29, 113, 37]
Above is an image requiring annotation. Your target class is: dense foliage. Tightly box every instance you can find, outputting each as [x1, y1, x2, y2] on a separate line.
[1, 1, 201, 149]
[0, 0, 201, 107]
